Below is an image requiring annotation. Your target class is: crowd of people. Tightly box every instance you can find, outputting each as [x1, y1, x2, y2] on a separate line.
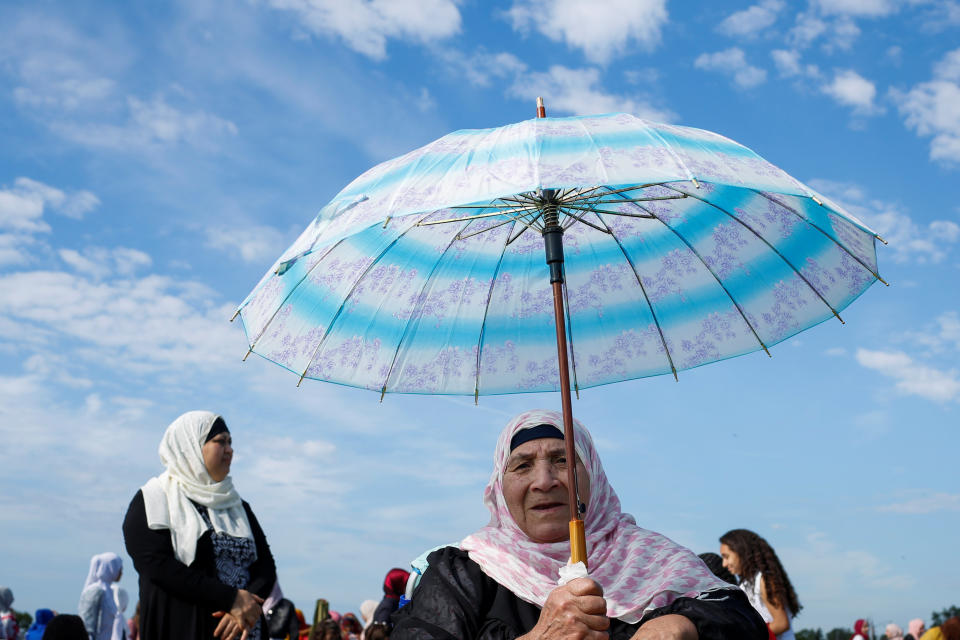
[2, 410, 956, 640]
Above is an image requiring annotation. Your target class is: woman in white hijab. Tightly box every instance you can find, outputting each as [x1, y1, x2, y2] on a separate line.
[123, 411, 276, 640]
[78, 553, 125, 640]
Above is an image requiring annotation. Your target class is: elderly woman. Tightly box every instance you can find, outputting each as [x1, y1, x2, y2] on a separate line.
[123, 411, 276, 640]
[393, 410, 767, 640]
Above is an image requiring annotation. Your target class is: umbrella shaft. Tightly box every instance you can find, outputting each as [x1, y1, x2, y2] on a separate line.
[551, 274, 588, 566]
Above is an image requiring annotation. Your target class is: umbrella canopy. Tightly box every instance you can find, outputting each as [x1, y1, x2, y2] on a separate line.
[235, 112, 884, 398]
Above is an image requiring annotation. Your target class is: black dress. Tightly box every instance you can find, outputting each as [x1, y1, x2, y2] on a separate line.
[392, 547, 768, 640]
[122, 490, 277, 640]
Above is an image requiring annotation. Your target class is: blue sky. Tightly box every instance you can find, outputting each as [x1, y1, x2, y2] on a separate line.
[1, 0, 958, 632]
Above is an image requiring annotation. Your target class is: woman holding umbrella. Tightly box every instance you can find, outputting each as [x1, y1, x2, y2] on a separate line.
[392, 410, 767, 640]
[123, 411, 276, 640]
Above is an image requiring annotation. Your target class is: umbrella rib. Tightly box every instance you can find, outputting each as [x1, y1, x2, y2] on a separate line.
[560, 265, 581, 399]
[379, 219, 474, 399]
[577, 196, 688, 204]
[605, 192, 772, 357]
[558, 206, 614, 233]
[456, 215, 516, 241]
[241, 236, 351, 360]
[752, 190, 888, 286]
[504, 212, 544, 245]
[667, 185, 846, 324]
[562, 204, 653, 222]
[592, 210, 678, 381]
[474, 219, 519, 402]
[562, 183, 668, 204]
[419, 205, 538, 225]
[296, 213, 433, 386]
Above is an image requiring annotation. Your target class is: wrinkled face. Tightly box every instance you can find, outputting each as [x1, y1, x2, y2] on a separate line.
[202, 431, 233, 482]
[719, 543, 741, 576]
[502, 438, 591, 543]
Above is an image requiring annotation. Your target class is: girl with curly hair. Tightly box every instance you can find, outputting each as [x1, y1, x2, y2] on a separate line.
[720, 529, 802, 640]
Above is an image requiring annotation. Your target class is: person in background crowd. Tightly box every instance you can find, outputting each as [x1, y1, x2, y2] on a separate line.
[41, 615, 88, 640]
[341, 613, 363, 639]
[26, 609, 56, 640]
[851, 619, 870, 640]
[112, 585, 129, 640]
[123, 411, 277, 640]
[264, 597, 298, 640]
[921, 617, 960, 640]
[720, 529, 801, 640]
[295, 609, 309, 640]
[886, 623, 905, 640]
[311, 619, 341, 640]
[908, 619, 927, 640]
[373, 570, 409, 629]
[126, 603, 138, 640]
[698, 552, 737, 585]
[364, 623, 389, 640]
[394, 409, 767, 640]
[359, 600, 378, 640]
[0, 586, 18, 640]
[942, 617, 960, 640]
[78, 552, 125, 640]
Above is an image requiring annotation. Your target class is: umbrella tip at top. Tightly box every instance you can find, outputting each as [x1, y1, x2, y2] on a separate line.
[536, 97, 545, 118]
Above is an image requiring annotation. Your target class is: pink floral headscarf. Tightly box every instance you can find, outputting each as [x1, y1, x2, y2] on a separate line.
[460, 409, 729, 624]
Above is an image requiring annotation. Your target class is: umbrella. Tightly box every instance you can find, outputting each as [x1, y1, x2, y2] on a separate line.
[233, 99, 886, 565]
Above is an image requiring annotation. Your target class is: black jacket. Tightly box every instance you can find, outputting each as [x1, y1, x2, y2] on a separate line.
[123, 490, 277, 640]
[392, 547, 767, 640]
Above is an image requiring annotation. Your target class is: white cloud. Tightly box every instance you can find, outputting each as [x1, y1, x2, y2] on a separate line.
[206, 224, 294, 264]
[0, 16, 236, 154]
[904, 311, 960, 354]
[814, 0, 899, 16]
[0, 233, 38, 267]
[821, 69, 881, 115]
[506, 0, 668, 64]
[0, 268, 238, 374]
[0, 14, 125, 112]
[0, 176, 100, 234]
[934, 48, 960, 82]
[808, 178, 959, 264]
[442, 49, 527, 88]
[788, 12, 828, 48]
[59, 246, 152, 280]
[855, 349, 960, 402]
[266, 0, 462, 61]
[918, 0, 960, 30]
[780, 531, 916, 597]
[507, 65, 674, 121]
[694, 48, 767, 89]
[891, 48, 960, 164]
[771, 49, 821, 78]
[886, 45, 903, 64]
[786, 10, 861, 51]
[53, 95, 238, 151]
[718, 0, 785, 37]
[877, 490, 960, 514]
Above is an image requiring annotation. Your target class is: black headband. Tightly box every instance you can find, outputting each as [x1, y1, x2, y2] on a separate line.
[204, 417, 229, 443]
[509, 423, 563, 451]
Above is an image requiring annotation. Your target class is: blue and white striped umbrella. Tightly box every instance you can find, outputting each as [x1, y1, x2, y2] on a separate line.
[235, 112, 885, 397]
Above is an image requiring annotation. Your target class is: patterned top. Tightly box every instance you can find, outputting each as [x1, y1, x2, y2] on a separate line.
[741, 572, 795, 640]
[198, 506, 261, 640]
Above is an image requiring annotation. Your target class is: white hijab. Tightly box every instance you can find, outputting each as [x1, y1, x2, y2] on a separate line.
[81, 553, 125, 640]
[141, 411, 253, 566]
